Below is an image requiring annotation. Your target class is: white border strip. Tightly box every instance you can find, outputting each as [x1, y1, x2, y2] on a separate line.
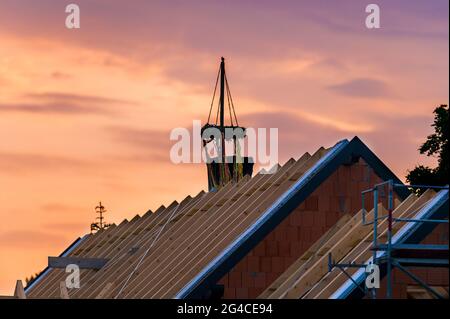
[175, 139, 350, 299]
[24, 234, 88, 293]
[330, 189, 449, 299]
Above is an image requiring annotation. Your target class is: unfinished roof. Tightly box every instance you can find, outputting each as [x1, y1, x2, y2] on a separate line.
[259, 188, 449, 299]
[25, 137, 408, 299]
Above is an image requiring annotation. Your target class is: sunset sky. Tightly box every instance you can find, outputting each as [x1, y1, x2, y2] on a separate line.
[0, 0, 448, 294]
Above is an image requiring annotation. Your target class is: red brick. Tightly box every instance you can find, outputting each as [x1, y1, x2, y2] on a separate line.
[234, 258, 248, 272]
[220, 159, 429, 297]
[266, 231, 276, 241]
[253, 241, 266, 256]
[339, 196, 350, 214]
[298, 201, 306, 211]
[350, 181, 360, 198]
[296, 226, 303, 240]
[278, 241, 290, 257]
[289, 211, 302, 226]
[321, 180, 333, 194]
[302, 211, 314, 227]
[284, 257, 296, 268]
[310, 226, 324, 242]
[242, 272, 255, 288]
[266, 240, 278, 256]
[326, 211, 337, 227]
[271, 257, 284, 273]
[224, 288, 236, 299]
[301, 241, 312, 252]
[219, 274, 229, 287]
[350, 197, 360, 213]
[260, 257, 271, 272]
[299, 227, 311, 242]
[285, 226, 298, 242]
[329, 196, 339, 212]
[315, 185, 324, 197]
[391, 284, 405, 299]
[350, 165, 362, 181]
[427, 269, 447, 285]
[281, 216, 291, 226]
[274, 229, 287, 241]
[229, 271, 242, 288]
[288, 213, 297, 226]
[305, 196, 319, 211]
[249, 287, 264, 298]
[393, 269, 409, 283]
[254, 272, 266, 288]
[247, 256, 260, 272]
[267, 272, 281, 285]
[410, 269, 427, 282]
[358, 181, 370, 194]
[313, 211, 326, 227]
[318, 196, 330, 212]
[290, 241, 302, 257]
[235, 287, 249, 298]
[338, 166, 351, 181]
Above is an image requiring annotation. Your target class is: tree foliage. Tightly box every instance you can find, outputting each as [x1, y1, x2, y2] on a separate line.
[406, 104, 449, 186]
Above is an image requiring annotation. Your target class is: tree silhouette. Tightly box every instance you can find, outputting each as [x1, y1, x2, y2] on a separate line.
[406, 104, 448, 187]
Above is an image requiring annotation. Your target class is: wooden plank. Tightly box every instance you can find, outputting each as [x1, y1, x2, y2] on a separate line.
[140, 156, 305, 298]
[280, 194, 415, 299]
[152, 151, 322, 298]
[304, 190, 435, 299]
[112, 167, 277, 298]
[105, 163, 278, 298]
[312, 190, 436, 299]
[276, 202, 386, 299]
[77, 186, 230, 298]
[95, 283, 114, 299]
[49, 257, 109, 270]
[77, 191, 209, 298]
[28, 223, 117, 297]
[113, 154, 305, 298]
[291, 193, 419, 299]
[258, 212, 352, 298]
[71, 196, 199, 298]
[37, 215, 136, 298]
[273, 208, 368, 299]
[407, 286, 448, 299]
[48, 196, 187, 298]
[14, 280, 26, 299]
[59, 281, 69, 299]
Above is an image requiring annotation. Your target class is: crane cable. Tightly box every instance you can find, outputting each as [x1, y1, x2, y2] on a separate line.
[225, 75, 239, 126]
[207, 65, 220, 124]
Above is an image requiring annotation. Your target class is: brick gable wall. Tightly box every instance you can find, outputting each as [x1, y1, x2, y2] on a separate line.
[218, 159, 448, 299]
[219, 158, 384, 298]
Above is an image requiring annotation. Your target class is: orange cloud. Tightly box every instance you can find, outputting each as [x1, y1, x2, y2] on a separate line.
[0, 0, 447, 295]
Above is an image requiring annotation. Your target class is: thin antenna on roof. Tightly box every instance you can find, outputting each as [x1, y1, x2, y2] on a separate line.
[90, 201, 112, 233]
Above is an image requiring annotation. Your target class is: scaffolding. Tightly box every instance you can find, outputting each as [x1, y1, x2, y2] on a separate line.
[329, 180, 449, 299]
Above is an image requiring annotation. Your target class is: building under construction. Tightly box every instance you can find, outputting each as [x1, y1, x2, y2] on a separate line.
[10, 59, 449, 299]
